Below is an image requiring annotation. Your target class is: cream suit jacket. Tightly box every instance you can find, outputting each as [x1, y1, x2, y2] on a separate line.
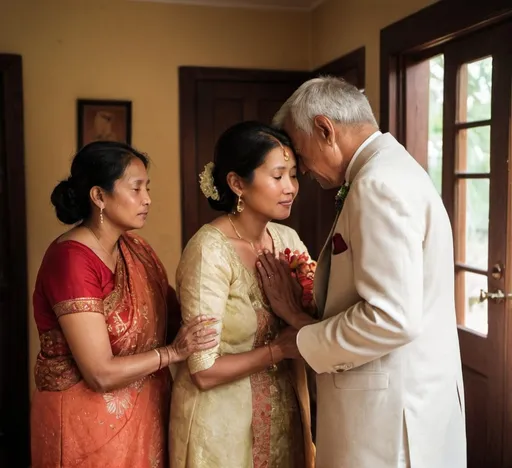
[297, 133, 466, 468]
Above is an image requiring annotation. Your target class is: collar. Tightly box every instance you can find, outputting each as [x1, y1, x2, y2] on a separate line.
[344, 130, 381, 184]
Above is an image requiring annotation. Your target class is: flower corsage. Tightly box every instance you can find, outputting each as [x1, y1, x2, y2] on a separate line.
[282, 248, 317, 315]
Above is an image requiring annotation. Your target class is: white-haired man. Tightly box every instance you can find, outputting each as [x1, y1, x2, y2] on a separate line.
[256, 77, 466, 468]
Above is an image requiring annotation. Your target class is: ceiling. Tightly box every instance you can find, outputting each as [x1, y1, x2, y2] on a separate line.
[130, 0, 326, 12]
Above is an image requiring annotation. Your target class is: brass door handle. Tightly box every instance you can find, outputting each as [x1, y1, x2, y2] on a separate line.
[479, 289, 512, 304]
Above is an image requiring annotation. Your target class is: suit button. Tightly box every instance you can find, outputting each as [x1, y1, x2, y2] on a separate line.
[334, 362, 354, 372]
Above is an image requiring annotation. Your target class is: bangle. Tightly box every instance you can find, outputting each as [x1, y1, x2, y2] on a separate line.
[267, 343, 277, 372]
[153, 348, 162, 370]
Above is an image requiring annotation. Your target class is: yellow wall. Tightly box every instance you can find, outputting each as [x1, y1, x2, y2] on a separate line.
[1, 0, 441, 390]
[0, 0, 310, 389]
[311, 0, 438, 120]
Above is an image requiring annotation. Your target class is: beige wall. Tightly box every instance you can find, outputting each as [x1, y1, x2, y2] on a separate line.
[1, 0, 440, 390]
[0, 0, 310, 388]
[311, 0, 438, 120]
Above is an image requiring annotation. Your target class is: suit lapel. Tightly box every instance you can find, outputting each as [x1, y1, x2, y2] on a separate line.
[314, 210, 340, 317]
[313, 133, 396, 317]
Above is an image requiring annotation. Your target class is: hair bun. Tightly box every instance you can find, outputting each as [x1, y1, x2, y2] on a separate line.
[50, 177, 83, 225]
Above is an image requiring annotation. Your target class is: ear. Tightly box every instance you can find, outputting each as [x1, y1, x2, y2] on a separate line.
[226, 171, 245, 196]
[313, 115, 336, 146]
[89, 186, 105, 210]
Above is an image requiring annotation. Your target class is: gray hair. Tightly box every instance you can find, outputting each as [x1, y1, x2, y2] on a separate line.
[273, 76, 378, 134]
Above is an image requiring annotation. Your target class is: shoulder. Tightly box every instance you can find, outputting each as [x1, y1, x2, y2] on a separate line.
[269, 222, 298, 239]
[177, 225, 232, 280]
[268, 222, 306, 252]
[44, 240, 101, 269]
[183, 224, 230, 254]
[36, 241, 104, 292]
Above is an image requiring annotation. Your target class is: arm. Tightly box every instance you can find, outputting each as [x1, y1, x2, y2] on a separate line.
[60, 313, 215, 392]
[49, 247, 216, 392]
[296, 177, 424, 374]
[177, 233, 296, 391]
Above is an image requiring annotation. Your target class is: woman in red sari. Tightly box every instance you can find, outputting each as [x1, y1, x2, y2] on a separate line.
[31, 141, 218, 468]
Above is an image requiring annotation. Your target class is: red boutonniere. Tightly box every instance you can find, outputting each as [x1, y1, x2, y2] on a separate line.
[283, 248, 317, 309]
[332, 233, 347, 255]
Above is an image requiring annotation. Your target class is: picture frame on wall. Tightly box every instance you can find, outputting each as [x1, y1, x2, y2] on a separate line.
[77, 99, 132, 150]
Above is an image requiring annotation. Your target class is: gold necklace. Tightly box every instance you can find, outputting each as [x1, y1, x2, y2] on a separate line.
[228, 214, 256, 252]
[85, 226, 119, 265]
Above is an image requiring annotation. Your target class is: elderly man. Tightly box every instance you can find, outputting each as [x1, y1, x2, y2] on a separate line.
[256, 77, 466, 468]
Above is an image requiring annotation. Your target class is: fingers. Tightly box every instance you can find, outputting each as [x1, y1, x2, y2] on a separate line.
[256, 260, 272, 288]
[188, 320, 218, 337]
[185, 314, 216, 327]
[196, 339, 218, 350]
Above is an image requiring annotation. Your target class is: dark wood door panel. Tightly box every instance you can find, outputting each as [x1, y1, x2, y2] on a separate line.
[463, 367, 488, 468]
[0, 54, 29, 467]
[181, 70, 310, 247]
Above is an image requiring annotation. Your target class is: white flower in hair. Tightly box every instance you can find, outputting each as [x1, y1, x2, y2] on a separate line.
[199, 162, 220, 201]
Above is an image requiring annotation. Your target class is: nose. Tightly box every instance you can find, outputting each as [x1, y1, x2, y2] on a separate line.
[283, 176, 298, 196]
[143, 189, 152, 206]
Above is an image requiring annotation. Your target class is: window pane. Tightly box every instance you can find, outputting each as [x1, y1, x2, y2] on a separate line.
[460, 56, 492, 122]
[457, 178, 489, 270]
[428, 54, 444, 194]
[460, 270, 488, 335]
[457, 126, 491, 173]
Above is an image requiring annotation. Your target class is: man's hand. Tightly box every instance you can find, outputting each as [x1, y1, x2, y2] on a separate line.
[256, 250, 316, 329]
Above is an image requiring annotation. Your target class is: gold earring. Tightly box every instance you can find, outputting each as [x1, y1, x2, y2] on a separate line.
[236, 195, 244, 213]
[100, 208, 104, 224]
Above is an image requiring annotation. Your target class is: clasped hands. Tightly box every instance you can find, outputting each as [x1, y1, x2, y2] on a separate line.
[256, 250, 317, 358]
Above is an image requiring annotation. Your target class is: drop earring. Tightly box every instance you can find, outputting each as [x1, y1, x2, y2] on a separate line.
[100, 208, 104, 224]
[236, 195, 244, 213]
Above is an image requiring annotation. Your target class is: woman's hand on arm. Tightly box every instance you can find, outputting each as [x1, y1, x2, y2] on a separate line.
[191, 326, 299, 391]
[59, 313, 218, 393]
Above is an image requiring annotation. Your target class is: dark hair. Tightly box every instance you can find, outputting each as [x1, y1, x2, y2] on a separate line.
[51, 141, 149, 225]
[209, 121, 292, 213]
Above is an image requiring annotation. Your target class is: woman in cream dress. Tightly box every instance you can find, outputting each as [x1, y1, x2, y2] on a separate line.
[169, 122, 315, 468]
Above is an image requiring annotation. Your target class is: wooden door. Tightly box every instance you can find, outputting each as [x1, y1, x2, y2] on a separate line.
[441, 22, 512, 467]
[179, 67, 312, 250]
[179, 55, 366, 259]
[0, 54, 30, 466]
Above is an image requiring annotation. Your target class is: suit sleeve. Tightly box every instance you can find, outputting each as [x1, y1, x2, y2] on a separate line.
[296, 176, 424, 374]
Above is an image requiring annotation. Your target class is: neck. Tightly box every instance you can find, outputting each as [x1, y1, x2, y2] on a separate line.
[83, 219, 121, 254]
[229, 210, 268, 245]
[336, 124, 378, 183]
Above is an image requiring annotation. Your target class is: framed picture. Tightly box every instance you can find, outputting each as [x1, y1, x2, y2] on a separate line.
[77, 99, 132, 149]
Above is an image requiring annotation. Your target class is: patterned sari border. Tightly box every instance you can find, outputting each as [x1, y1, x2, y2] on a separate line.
[53, 297, 104, 318]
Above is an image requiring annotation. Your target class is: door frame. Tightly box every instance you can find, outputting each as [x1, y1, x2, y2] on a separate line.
[179, 48, 366, 250]
[0, 54, 30, 465]
[380, 4, 512, 467]
[380, 0, 512, 139]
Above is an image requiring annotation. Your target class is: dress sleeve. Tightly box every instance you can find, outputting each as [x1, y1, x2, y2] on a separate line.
[176, 230, 231, 374]
[43, 243, 105, 318]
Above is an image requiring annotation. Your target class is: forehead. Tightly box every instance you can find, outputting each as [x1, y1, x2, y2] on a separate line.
[282, 121, 306, 149]
[260, 145, 296, 168]
[119, 157, 148, 181]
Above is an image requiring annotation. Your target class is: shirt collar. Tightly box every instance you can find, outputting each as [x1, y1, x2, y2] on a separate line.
[344, 130, 381, 184]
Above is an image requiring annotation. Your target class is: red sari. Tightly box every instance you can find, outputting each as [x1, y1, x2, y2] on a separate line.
[31, 232, 175, 468]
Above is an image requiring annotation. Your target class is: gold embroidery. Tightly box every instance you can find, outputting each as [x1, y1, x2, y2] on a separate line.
[53, 297, 103, 318]
[34, 329, 81, 391]
[103, 388, 133, 419]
